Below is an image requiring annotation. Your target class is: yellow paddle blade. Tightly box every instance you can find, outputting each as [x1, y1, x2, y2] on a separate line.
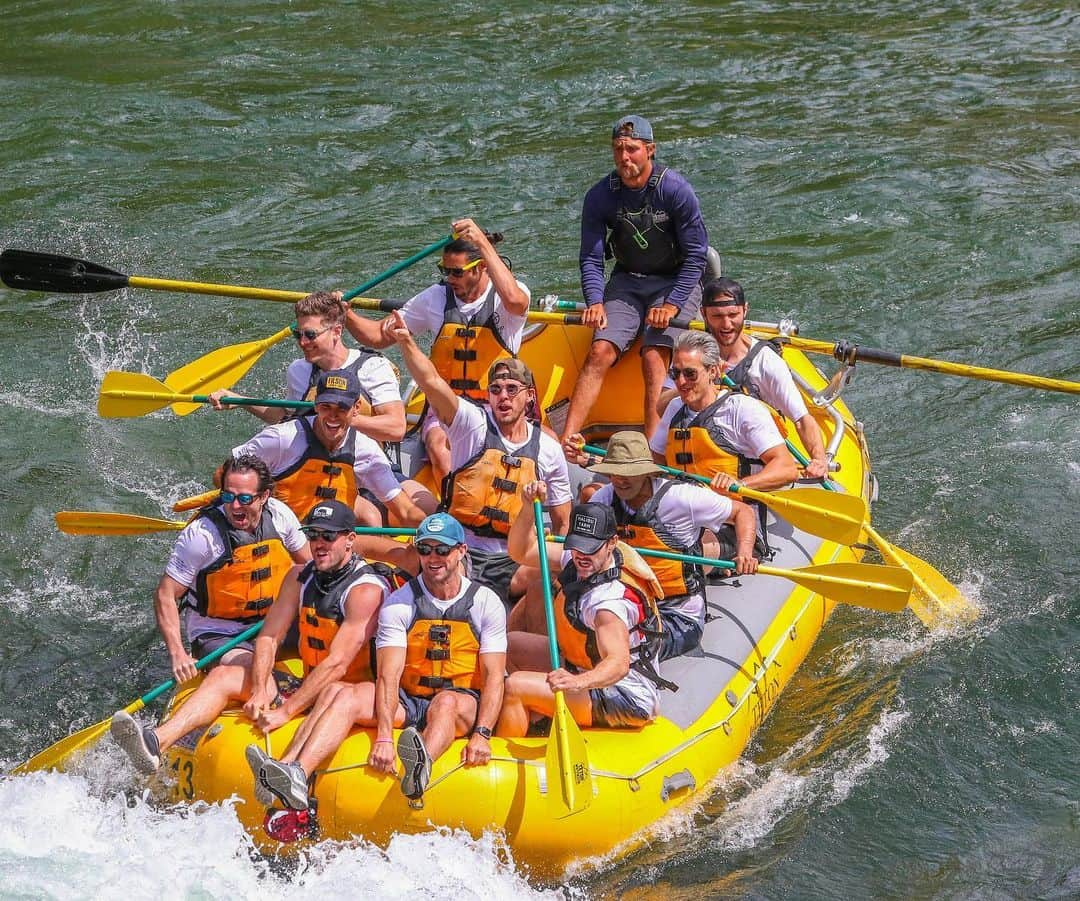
[737, 486, 868, 546]
[759, 562, 913, 612]
[864, 526, 978, 627]
[173, 488, 218, 513]
[56, 511, 187, 536]
[12, 699, 145, 775]
[97, 370, 177, 417]
[546, 692, 591, 818]
[163, 325, 292, 415]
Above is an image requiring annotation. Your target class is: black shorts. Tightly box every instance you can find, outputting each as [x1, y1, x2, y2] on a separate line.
[466, 547, 520, 608]
[589, 682, 654, 729]
[398, 687, 481, 730]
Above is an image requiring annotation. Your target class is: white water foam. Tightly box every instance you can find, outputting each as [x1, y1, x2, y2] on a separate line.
[0, 770, 565, 900]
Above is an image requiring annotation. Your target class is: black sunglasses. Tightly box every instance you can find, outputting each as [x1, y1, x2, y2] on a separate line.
[415, 542, 457, 557]
[302, 528, 347, 542]
[291, 324, 332, 342]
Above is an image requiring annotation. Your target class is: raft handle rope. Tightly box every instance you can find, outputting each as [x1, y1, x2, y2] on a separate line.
[310, 578, 824, 792]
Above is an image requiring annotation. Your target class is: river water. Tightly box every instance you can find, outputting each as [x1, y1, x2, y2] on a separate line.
[1, 1, 1077, 898]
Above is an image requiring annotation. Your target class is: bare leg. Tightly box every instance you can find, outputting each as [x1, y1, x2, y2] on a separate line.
[400, 479, 438, 516]
[641, 345, 672, 439]
[505, 631, 551, 674]
[354, 495, 384, 527]
[496, 670, 594, 737]
[560, 340, 619, 441]
[424, 427, 452, 487]
[508, 562, 541, 605]
[290, 682, 399, 777]
[279, 682, 347, 762]
[420, 690, 477, 763]
[155, 659, 265, 752]
[507, 583, 548, 636]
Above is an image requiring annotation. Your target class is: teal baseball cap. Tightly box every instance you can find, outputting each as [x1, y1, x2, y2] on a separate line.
[414, 512, 466, 547]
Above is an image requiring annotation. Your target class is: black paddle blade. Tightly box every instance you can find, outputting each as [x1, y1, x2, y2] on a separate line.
[0, 249, 130, 294]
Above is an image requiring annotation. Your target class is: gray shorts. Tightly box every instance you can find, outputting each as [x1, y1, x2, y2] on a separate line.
[593, 270, 703, 357]
[466, 547, 520, 609]
[657, 610, 703, 661]
[589, 682, 655, 729]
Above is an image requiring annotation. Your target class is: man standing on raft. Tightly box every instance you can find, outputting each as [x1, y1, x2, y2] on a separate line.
[561, 115, 708, 441]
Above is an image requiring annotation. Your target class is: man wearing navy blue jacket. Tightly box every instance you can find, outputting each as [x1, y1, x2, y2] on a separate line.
[562, 115, 708, 441]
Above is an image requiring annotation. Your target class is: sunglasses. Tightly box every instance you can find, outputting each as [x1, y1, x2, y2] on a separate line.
[302, 528, 347, 542]
[669, 366, 703, 382]
[291, 324, 332, 342]
[415, 542, 457, 557]
[436, 258, 483, 278]
[220, 490, 260, 505]
[488, 382, 527, 397]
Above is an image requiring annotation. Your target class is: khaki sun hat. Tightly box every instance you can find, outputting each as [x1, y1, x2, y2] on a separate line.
[588, 431, 662, 477]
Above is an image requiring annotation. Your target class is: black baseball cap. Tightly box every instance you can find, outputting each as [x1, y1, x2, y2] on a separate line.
[302, 499, 357, 533]
[314, 368, 362, 408]
[564, 503, 617, 554]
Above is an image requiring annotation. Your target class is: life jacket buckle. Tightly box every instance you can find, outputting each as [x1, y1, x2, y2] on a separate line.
[251, 544, 270, 559]
[674, 452, 693, 464]
[426, 648, 451, 661]
[453, 348, 477, 361]
[250, 566, 272, 582]
[500, 454, 522, 468]
[323, 464, 343, 476]
[454, 327, 477, 339]
[673, 428, 691, 440]
[315, 486, 338, 499]
[491, 477, 518, 493]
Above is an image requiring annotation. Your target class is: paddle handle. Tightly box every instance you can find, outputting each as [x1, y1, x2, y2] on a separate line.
[534, 500, 561, 670]
[139, 621, 265, 705]
[342, 235, 452, 302]
[194, 395, 311, 410]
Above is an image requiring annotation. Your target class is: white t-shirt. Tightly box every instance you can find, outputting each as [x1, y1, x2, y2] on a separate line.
[558, 551, 660, 717]
[726, 337, 809, 422]
[589, 479, 733, 622]
[446, 402, 572, 553]
[233, 416, 403, 504]
[650, 393, 785, 462]
[399, 280, 530, 353]
[375, 575, 508, 656]
[165, 498, 306, 642]
[286, 348, 401, 408]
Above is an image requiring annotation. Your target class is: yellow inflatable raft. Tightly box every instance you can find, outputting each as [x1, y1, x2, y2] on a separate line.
[159, 318, 873, 877]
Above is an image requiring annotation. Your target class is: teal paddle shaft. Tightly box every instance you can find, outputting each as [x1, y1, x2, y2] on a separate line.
[342, 235, 452, 302]
[140, 620, 265, 706]
[534, 499, 561, 669]
[552, 535, 738, 571]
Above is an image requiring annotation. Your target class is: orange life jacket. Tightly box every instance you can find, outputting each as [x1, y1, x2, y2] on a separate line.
[400, 579, 483, 698]
[428, 283, 514, 401]
[553, 546, 664, 673]
[189, 506, 293, 622]
[297, 556, 389, 683]
[442, 412, 541, 539]
[272, 416, 358, 520]
[613, 481, 704, 604]
[665, 391, 752, 480]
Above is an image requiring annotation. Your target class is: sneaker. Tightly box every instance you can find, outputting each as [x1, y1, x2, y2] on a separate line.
[264, 807, 317, 843]
[110, 710, 161, 774]
[396, 726, 431, 800]
[244, 744, 275, 807]
[259, 757, 309, 811]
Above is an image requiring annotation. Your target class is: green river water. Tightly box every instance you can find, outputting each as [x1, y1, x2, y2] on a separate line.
[0, 2, 1077, 898]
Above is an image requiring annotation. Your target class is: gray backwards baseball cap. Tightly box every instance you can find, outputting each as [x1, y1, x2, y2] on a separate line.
[612, 115, 654, 142]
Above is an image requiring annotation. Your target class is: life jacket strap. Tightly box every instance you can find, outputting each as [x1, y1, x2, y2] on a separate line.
[491, 477, 518, 493]
[323, 464, 343, 476]
[453, 348, 478, 362]
[418, 675, 456, 691]
[315, 486, 338, 499]
[449, 378, 481, 391]
[250, 567, 272, 583]
[479, 506, 510, 523]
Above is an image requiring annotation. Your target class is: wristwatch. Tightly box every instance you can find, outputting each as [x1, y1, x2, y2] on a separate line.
[472, 725, 493, 740]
